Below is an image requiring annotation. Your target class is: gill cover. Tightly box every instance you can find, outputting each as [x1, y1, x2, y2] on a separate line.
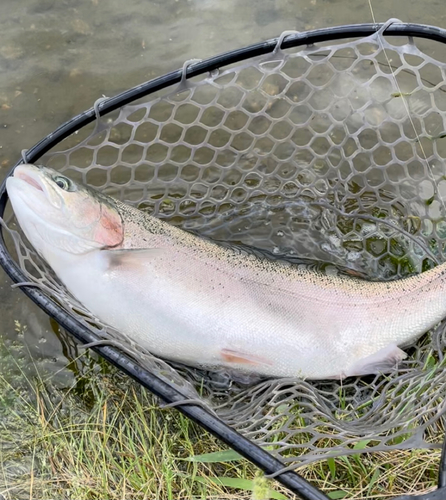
[6, 164, 124, 255]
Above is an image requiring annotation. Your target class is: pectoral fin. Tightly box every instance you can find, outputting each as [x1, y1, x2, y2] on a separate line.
[220, 348, 272, 366]
[344, 344, 407, 378]
[101, 248, 164, 268]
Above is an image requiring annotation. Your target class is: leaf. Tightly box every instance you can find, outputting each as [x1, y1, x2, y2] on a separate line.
[431, 132, 446, 140]
[423, 351, 437, 371]
[192, 476, 288, 500]
[423, 132, 446, 142]
[367, 468, 381, 495]
[327, 457, 336, 479]
[186, 445, 276, 463]
[185, 449, 244, 463]
[340, 456, 355, 479]
[353, 439, 371, 450]
[276, 404, 290, 413]
[328, 490, 348, 499]
[425, 195, 435, 206]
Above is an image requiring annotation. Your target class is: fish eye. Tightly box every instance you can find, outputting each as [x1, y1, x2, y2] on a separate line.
[53, 175, 72, 191]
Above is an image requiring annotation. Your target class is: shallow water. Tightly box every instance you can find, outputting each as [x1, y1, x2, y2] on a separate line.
[1, 0, 446, 472]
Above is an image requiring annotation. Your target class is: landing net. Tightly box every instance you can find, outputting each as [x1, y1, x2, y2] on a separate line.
[3, 20, 446, 467]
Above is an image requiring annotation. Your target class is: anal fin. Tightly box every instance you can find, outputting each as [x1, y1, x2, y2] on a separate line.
[220, 348, 272, 367]
[344, 344, 407, 378]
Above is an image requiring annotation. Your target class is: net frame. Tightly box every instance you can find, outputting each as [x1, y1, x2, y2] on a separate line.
[2, 21, 446, 499]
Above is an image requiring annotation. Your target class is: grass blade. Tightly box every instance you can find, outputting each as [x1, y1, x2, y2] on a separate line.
[185, 449, 244, 463]
[192, 476, 288, 499]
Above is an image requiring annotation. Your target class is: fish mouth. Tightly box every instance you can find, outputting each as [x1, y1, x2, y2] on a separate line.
[13, 164, 45, 193]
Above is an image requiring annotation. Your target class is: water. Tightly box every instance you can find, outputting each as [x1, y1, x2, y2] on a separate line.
[1, 0, 446, 485]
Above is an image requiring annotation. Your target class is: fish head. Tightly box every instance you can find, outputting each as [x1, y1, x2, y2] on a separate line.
[6, 164, 123, 256]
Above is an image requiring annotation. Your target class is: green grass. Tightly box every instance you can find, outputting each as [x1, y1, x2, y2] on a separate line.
[0, 346, 442, 500]
[0, 368, 274, 500]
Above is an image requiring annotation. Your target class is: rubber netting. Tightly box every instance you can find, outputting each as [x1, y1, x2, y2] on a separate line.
[4, 22, 446, 466]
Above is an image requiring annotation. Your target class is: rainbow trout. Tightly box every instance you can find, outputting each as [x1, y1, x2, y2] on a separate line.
[6, 164, 446, 379]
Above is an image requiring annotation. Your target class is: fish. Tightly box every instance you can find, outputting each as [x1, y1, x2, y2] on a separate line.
[6, 164, 446, 380]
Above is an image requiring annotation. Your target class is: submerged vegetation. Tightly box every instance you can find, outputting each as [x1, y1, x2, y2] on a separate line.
[0, 343, 442, 500]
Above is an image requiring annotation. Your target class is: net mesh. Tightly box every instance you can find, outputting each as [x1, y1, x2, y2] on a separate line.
[4, 21, 446, 466]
